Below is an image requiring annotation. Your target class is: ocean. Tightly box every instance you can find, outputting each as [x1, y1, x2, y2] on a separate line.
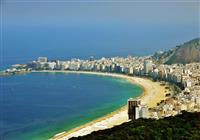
[0, 72, 142, 140]
[1, 23, 197, 70]
[0, 10, 198, 140]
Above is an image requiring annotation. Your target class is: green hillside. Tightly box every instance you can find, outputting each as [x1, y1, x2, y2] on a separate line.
[155, 38, 200, 64]
[70, 111, 200, 140]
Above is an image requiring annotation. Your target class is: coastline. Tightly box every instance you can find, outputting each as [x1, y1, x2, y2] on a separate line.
[32, 70, 168, 140]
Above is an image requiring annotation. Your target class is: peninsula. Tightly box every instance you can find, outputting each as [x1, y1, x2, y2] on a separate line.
[1, 38, 200, 140]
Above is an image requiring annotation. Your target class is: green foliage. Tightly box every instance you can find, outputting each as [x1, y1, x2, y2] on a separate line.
[70, 112, 200, 140]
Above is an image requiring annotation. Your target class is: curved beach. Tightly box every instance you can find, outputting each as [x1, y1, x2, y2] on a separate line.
[32, 71, 168, 140]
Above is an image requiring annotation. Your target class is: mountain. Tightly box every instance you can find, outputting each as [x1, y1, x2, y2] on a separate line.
[154, 38, 200, 64]
[70, 111, 200, 140]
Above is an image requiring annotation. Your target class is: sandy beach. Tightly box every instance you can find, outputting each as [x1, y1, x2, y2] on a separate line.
[32, 71, 168, 140]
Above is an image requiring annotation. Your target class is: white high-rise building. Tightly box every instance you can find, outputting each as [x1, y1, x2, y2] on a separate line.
[129, 67, 134, 75]
[128, 98, 141, 120]
[128, 98, 148, 120]
[47, 62, 56, 70]
[38, 57, 48, 63]
[139, 105, 148, 118]
[135, 107, 140, 119]
[144, 60, 153, 75]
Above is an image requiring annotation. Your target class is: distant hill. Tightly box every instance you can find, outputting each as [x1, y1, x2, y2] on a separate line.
[70, 111, 200, 140]
[154, 38, 200, 64]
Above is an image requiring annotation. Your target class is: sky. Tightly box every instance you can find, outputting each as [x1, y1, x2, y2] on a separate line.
[2, 0, 199, 26]
[0, 0, 199, 66]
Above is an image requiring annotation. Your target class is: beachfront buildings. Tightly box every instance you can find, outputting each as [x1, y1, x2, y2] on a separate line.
[144, 60, 153, 75]
[128, 98, 148, 120]
[128, 99, 140, 120]
[3, 56, 200, 119]
[38, 57, 48, 63]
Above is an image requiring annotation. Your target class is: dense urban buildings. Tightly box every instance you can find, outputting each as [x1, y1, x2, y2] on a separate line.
[3, 55, 200, 119]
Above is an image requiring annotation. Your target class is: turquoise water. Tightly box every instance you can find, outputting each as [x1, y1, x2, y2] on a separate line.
[0, 72, 142, 140]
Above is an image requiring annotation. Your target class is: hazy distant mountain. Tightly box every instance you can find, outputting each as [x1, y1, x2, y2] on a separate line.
[154, 38, 200, 64]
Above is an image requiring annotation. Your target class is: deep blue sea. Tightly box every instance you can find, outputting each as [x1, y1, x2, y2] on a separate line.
[0, 14, 198, 140]
[0, 72, 142, 140]
[1, 23, 198, 70]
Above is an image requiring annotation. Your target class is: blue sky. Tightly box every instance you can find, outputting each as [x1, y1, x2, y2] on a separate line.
[0, 0, 199, 65]
[2, 0, 199, 26]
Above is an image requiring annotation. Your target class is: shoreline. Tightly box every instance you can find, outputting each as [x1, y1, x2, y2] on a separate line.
[32, 70, 168, 140]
